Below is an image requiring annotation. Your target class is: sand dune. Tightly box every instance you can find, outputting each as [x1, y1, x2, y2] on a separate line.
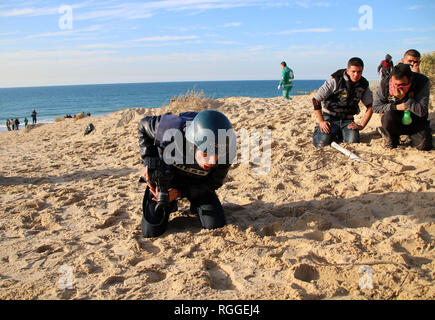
[0, 94, 434, 300]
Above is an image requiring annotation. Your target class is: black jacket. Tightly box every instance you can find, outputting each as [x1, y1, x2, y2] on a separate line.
[138, 113, 231, 200]
[373, 72, 430, 119]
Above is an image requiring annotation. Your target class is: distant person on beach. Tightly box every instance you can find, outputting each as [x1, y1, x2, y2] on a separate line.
[312, 57, 373, 149]
[401, 49, 421, 73]
[24, 117, 28, 127]
[278, 61, 294, 100]
[14, 118, 20, 130]
[138, 110, 236, 238]
[11, 119, 15, 130]
[31, 109, 37, 124]
[373, 63, 432, 150]
[378, 54, 393, 80]
[6, 120, 11, 131]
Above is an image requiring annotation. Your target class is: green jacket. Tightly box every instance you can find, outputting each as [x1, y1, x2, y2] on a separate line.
[280, 66, 294, 87]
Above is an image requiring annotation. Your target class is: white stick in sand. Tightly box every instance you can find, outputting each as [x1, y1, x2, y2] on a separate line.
[330, 142, 365, 163]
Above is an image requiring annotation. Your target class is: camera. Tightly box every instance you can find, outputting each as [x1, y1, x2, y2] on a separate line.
[142, 157, 173, 213]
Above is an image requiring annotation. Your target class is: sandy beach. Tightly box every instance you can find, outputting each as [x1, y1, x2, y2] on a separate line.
[0, 93, 434, 300]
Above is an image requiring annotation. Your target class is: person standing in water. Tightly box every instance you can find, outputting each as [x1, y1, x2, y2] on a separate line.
[278, 61, 294, 100]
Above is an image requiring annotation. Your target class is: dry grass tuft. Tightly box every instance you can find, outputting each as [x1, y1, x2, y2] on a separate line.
[161, 88, 223, 115]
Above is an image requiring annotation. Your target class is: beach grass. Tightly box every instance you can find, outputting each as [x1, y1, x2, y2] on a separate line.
[161, 87, 223, 115]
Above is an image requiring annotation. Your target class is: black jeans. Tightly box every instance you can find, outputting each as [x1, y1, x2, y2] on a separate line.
[141, 187, 227, 238]
[381, 110, 432, 150]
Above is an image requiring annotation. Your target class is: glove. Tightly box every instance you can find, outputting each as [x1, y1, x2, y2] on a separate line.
[277, 85, 281, 90]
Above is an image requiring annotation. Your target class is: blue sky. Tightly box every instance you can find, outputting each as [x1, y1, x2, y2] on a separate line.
[1, 0, 434, 87]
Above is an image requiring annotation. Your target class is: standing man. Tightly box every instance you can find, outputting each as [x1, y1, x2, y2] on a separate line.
[402, 49, 421, 73]
[312, 57, 373, 148]
[373, 63, 432, 150]
[378, 54, 393, 80]
[31, 109, 37, 124]
[138, 110, 236, 238]
[15, 118, 20, 130]
[6, 120, 11, 131]
[278, 61, 294, 100]
[24, 117, 28, 127]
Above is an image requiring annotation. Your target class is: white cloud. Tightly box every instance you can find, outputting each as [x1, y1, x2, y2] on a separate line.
[25, 26, 103, 39]
[224, 22, 243, 27]
[408, 5, 423, 10]
[402, 36, 434, 45]
[133, 35, 200, 42]
[0, 2, 89, 17]
[73, 1, 264, 21]
[0, 49, 118, 60]
[295, 1, 331, 8]
[269, 28, 334, 35]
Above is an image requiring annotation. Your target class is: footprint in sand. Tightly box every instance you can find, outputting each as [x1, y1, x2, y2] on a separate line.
[204, 260, 235, 290]
[139, 268, 166, 283]
[138, 241, 161, 254]
[100, 275, 125, 289]
[293, 264, 320, 283]
[260, 223, 282, 237]
[304, 231, 324, 242]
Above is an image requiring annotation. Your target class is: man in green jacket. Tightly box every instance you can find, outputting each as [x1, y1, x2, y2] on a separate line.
[278, 61, 294, 100]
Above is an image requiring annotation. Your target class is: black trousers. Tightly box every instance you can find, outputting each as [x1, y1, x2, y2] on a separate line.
[141, 187, 227, 238]
[381, 110, 433, 150]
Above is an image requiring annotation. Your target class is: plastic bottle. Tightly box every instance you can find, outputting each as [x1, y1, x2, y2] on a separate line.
[402, 110, 412, 126]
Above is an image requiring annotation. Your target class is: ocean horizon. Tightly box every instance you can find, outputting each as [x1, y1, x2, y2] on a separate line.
[0, 80, 326, 132]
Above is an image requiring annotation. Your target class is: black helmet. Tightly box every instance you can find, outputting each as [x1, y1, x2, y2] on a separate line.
[185, 110, 236, 160]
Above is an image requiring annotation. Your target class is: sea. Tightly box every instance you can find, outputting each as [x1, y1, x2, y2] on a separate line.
[0, 80, 324, 132]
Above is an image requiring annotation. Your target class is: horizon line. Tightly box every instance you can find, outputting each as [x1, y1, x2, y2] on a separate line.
[0, 78, 333, 89]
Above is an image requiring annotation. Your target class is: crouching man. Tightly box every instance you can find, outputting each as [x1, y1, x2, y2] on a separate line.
[138, 110, 236, 238]
[312, 57, 373, 148]
[373, 63, 432, 150]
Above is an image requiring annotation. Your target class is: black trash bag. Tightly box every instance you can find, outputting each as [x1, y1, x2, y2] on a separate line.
[84, 123, 95, 135]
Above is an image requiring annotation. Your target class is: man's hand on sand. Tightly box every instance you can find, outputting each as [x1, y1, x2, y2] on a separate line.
[319, 120, 331, 133]
[348, 122, 364, 131]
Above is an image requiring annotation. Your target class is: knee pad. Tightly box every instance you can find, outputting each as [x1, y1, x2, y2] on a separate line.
[197, 204, 226, 229]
